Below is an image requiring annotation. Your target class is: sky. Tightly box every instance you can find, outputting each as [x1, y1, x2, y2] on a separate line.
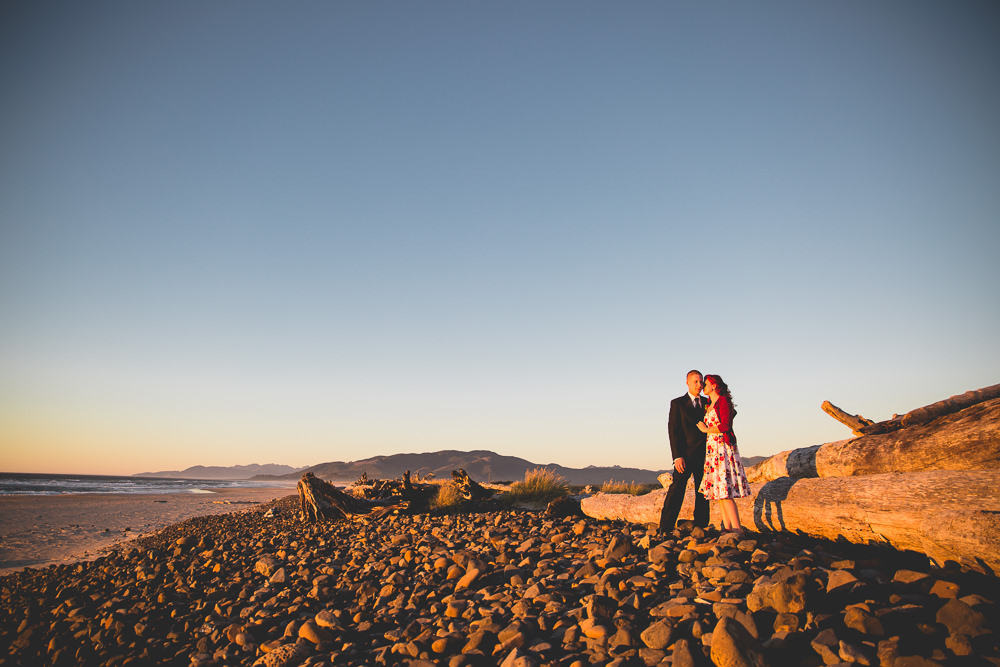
[2, 2, 999, 477]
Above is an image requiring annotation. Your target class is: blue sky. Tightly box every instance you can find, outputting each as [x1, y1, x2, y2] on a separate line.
[2, 2, 998, 476]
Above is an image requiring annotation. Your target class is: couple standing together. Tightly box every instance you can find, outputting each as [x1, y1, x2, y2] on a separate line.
[659, 370, 751, 534]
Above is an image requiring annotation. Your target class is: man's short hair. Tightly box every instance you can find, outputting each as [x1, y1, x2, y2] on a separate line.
[686, 369, 702, 379]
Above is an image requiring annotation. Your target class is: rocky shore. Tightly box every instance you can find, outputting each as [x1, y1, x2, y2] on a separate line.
[2, 496, 997, 667]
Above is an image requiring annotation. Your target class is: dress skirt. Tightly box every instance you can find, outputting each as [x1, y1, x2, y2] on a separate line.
[698, 407, 751, 500]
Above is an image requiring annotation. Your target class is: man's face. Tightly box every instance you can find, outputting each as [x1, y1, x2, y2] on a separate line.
[686, 373, 703, 396]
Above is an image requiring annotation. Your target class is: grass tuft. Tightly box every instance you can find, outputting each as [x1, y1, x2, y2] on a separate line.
[504, 468, 570, 505]
[431, 481, 463, 510]
[599, 480, 658, 495]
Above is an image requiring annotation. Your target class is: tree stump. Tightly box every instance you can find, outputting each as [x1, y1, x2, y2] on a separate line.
[298, 472, 382, 522]
[451, 468, 493, 501]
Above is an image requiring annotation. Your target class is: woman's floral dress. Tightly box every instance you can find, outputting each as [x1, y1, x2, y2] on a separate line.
[698, 404, 751, 500]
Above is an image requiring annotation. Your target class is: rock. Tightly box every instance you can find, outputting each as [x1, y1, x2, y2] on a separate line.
[500, 646, 538, 667]
[945, 632, 974, 656]
[579, 618, 611, 639]
[747, 573, 808, 614]
[844, 606, 884, 636]
[893, 569, 930, 586]
[929, 580, 960, 599]
[810, 628, 840, 665]
[935, 598, 990, 637]
[826, 568, 859, 593]
[604, 534, 632, 562]
[455, 561, 483, 591]
[314, 610, 341, 629]
[639, 619, 673, 650]
[839, 639, 875, 665]
[586, 595, 617, 621]
[648, 545, 670, 565]
[255, 557, 280, 577]
[772, 612, 800, 633]
[671, 638, 697, 667]
[713, 603, 759, 639]
[710, 616, 767, 667]
[252, 642, 306, 667]
[637, 647, 666, 666]
[298, 619, 331, 644]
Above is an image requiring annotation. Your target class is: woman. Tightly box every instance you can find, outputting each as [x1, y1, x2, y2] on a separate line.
[696, 374, 751, 533]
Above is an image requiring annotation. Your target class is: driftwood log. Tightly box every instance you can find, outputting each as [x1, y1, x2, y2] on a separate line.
[822, 382, 1000, 436]
[297, 472, 389, 522]
[451, 468, 493, 501]
[580, 470, 1000, 574]
[749, 396, 1000, 485]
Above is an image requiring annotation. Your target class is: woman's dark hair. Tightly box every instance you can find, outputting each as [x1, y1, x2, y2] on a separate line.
[704, 374, 734, 405]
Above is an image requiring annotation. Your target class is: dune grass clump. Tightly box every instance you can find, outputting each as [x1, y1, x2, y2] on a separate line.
[430, 480, 463, 510]
[599, 480, 657, 495]
[504, 468, 569, 505]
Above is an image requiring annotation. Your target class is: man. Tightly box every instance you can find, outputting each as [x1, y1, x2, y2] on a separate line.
[659, 369, 711, 532]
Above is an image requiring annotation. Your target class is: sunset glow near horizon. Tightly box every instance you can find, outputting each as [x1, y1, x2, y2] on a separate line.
[2, 2, 999, 477]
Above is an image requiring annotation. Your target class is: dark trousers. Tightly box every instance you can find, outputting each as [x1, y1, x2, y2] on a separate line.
[658, 457, 710, 530]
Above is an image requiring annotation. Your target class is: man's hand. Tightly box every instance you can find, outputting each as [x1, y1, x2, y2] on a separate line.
[674, 457, 686, 474]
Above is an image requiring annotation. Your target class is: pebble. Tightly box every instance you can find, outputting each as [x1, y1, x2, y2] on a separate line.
[1, 496, 998, 667]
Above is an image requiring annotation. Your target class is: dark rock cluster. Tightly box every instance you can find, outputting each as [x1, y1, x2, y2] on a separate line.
[1, 496, 998, 666]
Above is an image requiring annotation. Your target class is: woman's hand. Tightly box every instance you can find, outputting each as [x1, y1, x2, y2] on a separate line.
[696, 421, 708, 433]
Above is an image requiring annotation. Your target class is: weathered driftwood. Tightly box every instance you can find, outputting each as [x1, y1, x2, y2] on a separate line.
[580, 470, 1000, 573]
[898, 382, 1000, 428]
[353, 470, 437, 505]
[821, 401, 875, 436]
[822, 382, 1000, 436]
[298, 472, 387, 522]
[748, 396, 1000, 485]
[451, 468, 493, 501]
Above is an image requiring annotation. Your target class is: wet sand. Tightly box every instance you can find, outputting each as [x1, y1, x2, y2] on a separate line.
[0, 486, 296, 574]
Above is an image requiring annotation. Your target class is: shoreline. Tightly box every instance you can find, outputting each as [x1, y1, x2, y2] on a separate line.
[0, 486, 296, 574]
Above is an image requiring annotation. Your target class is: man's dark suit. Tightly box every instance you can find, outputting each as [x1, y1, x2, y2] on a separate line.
[658, 393, 710, 530]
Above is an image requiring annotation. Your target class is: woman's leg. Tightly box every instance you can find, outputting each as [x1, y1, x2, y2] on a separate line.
[719, 498, 733, 530]
[720, 499, 742, 532]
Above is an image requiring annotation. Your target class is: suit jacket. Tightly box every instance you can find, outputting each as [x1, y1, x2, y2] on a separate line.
[668, 393, 708, 462]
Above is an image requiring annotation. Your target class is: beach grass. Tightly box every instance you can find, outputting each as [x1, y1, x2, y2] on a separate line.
[430, 480, 464, 510]
[502, 467, 569, 505]
[598, 480, 659, 495]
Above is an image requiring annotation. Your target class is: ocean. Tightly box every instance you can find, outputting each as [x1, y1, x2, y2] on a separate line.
[0, 472, 294, 496]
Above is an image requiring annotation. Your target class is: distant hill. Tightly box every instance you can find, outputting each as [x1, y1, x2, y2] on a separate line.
[254, 450, 670, 486]
[134, 464, 306, 480]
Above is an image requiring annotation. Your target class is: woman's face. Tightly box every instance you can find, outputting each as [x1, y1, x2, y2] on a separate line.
[704, 378, 717, 395]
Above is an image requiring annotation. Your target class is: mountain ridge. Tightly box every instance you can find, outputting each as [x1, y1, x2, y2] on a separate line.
[253, 449, 675, 486]
[135, 451, 768, 485]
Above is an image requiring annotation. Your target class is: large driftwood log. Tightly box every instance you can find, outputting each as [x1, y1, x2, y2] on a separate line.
[298, 472, 387, 522]
[580, 470, 1000, 573]
[822, 382, 1000, 436]
[898, 382, 1000, 428]
[748, 396, 1000, 485]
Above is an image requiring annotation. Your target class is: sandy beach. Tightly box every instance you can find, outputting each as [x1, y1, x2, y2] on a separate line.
[0, 486, 296, 574]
